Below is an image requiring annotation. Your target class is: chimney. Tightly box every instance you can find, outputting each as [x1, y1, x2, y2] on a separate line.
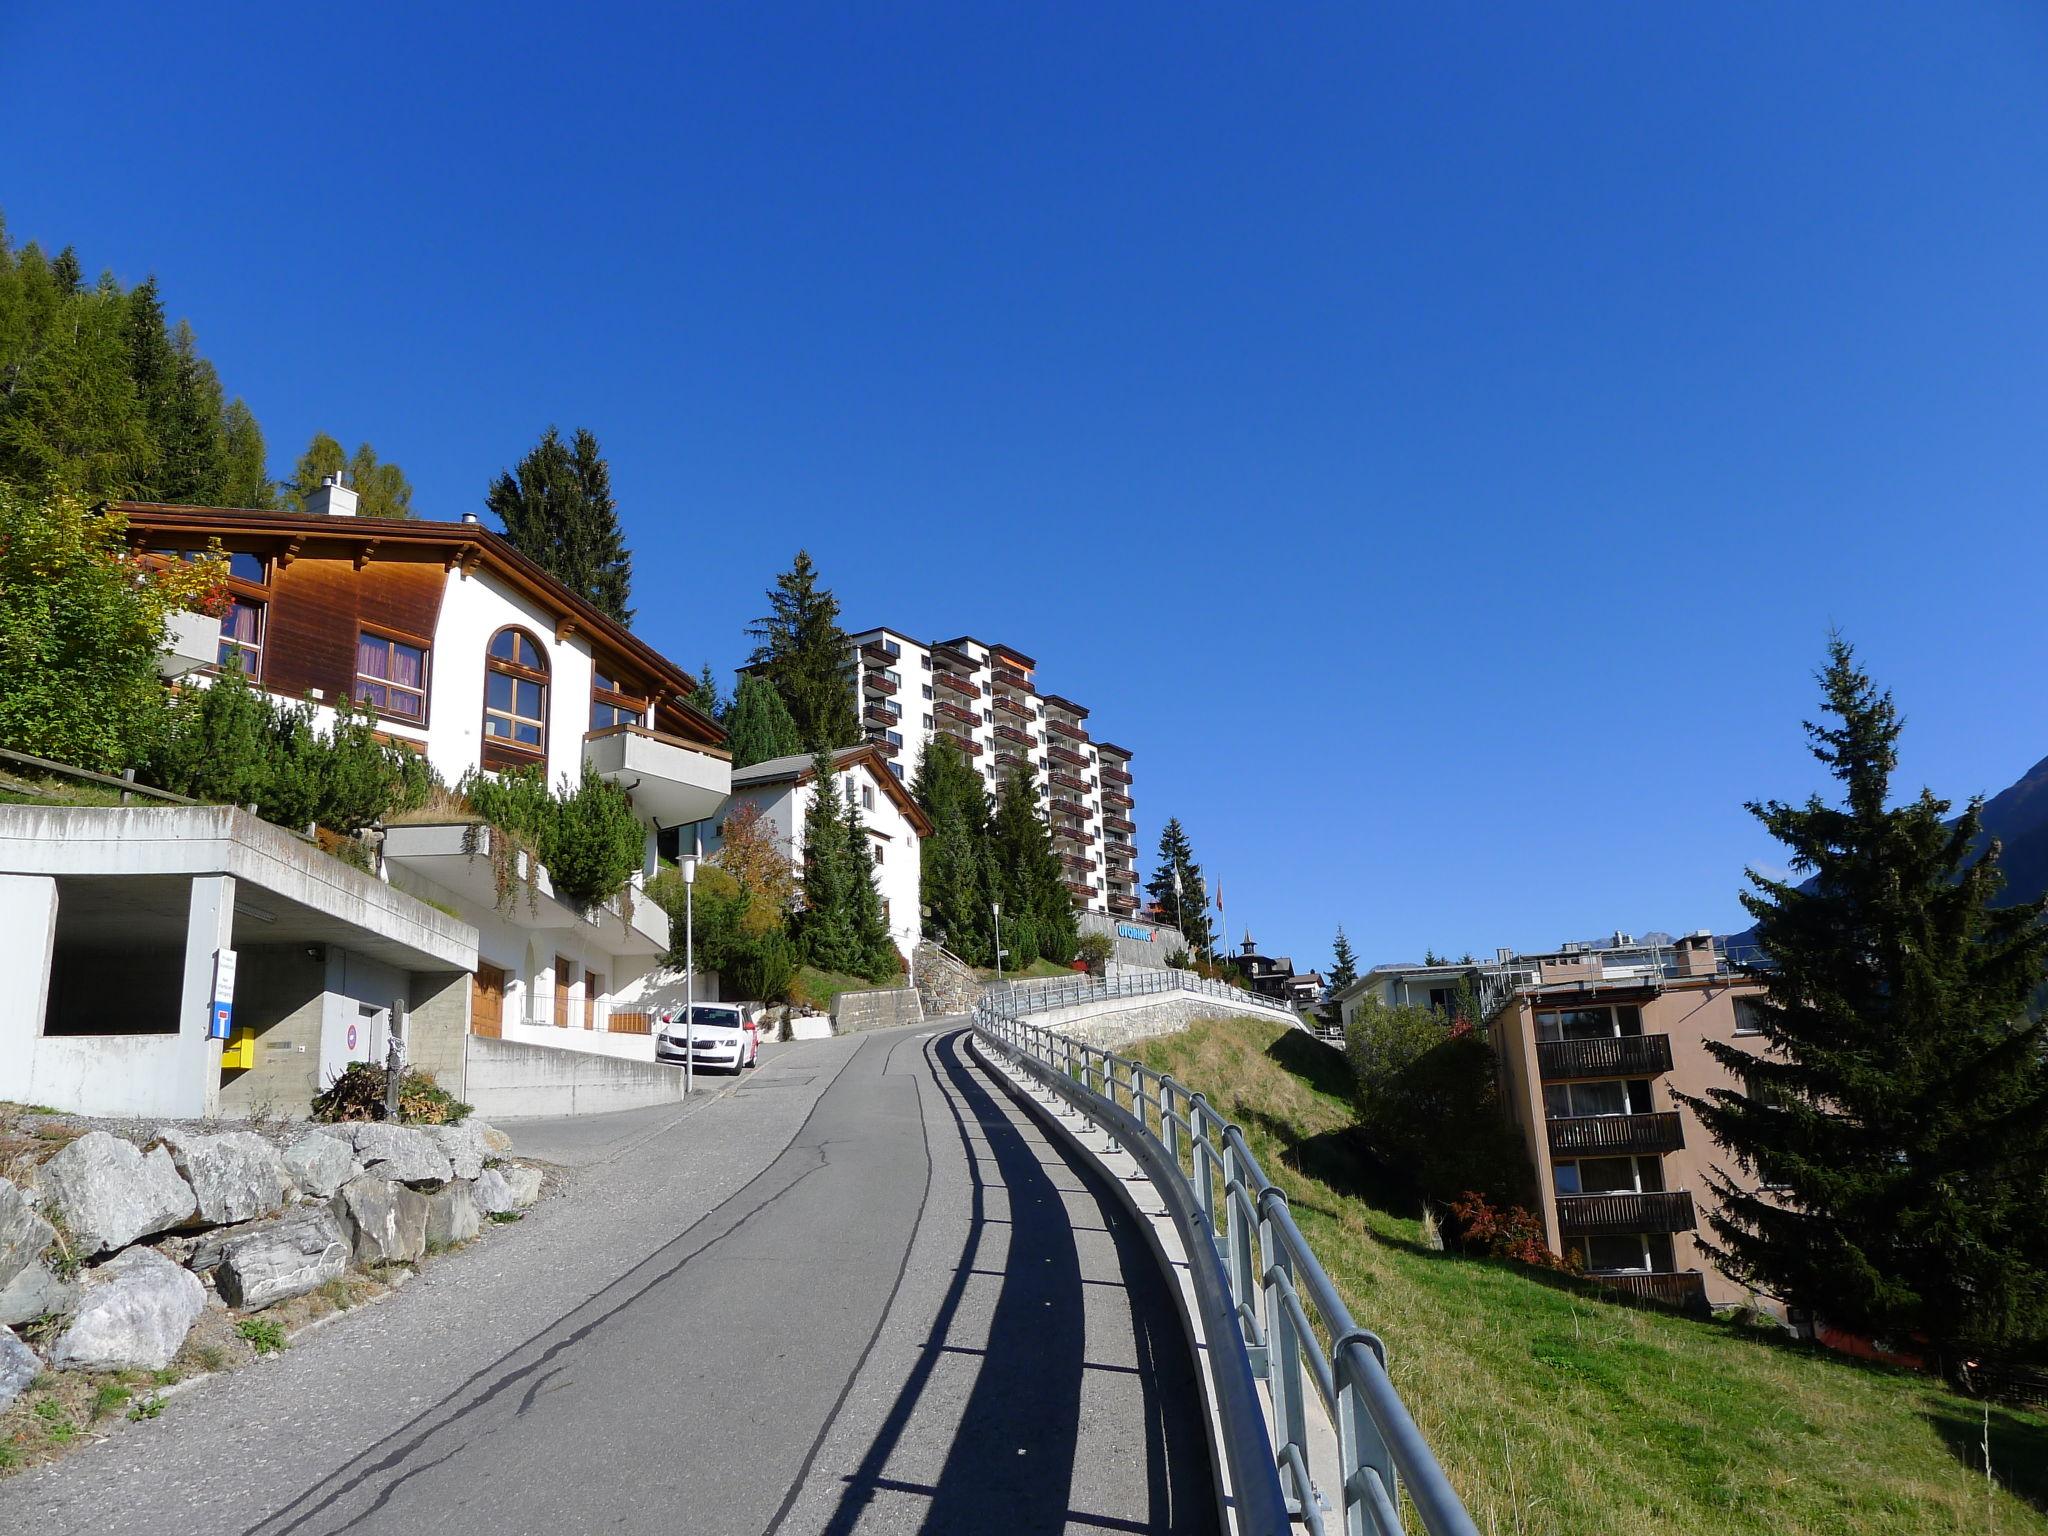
[461, 511, 481, 525]
[305, 473, 358, 518]
[1676, 931, 1718, 977]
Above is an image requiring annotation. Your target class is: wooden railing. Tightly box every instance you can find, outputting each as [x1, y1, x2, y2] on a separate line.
[1538, 1033, 1674, 1080]
[1589, 1270, 1709, 1312]
[1555, 1189, 1696, 1235]
[1547, 1111, 1683, 1156]
[606, 1012, 653, 1036]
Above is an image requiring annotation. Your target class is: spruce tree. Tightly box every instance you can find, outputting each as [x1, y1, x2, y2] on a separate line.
[746, 551, 859, 751]
[689, 663, 725, 723]
[990, 767, 1078, 968]
[725, 673, 805, 769]
[911, 737, 994, 964]
[486, 425, 634, 620]
[1679, 640, 2048, 1369]
[1329, 926, 1359, 992]
[797, 747, 858, 973]
[220, 400, 273, 508]
[1146, 818, 1214, 952]
[841, 777, 901, 980]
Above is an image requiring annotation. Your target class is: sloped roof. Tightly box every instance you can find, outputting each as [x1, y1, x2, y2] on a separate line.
[730, 744, 934, 836]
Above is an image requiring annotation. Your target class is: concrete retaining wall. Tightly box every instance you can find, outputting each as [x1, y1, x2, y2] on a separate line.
[463, 1034, 687, 1118]
[832, 987, 924, 1035]
[1078, 911, 1189, 971]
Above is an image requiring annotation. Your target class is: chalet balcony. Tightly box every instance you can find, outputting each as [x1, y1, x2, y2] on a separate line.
[935, 700, 978, 727]
[935, 672, 982, 700]
[994, 696, 1035, 720]
[1050, 770, 1090, 794]
[1547, 1112, 1683, 1157]
[860, 640, 899, 666]
[1046, 718, 1089, 744]
[1102, 790, 1134, 811]
[1589, 1271, 1709, 1313]
[1108, 894, 1139, 914]
[583, 724, 731, 828]
[1101, 767, 1133, 787]
[993, 667, 1032, 691]
[1538, 1034, 1674, 1080]
[863, 671, 898, 696]
[1555, 1190, 1697, 1237]
[1103, 814, 1136, 835]
[1048, 745, 1090, 769]
[937, 727, 982, 757]
[995, 724, 1035, 748]
[1050, 797, 1090, 819]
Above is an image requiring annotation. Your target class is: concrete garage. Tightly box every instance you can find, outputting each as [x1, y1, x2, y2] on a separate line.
[0, 806, 478, 1120]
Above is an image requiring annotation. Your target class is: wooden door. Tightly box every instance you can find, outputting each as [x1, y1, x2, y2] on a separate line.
[584, 970, 605, 1030]
[471, 963, 505, 1040]
[554, 957, 574, 1028]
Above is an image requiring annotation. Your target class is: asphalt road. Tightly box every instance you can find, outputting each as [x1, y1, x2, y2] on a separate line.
[0, 1021, 1217, 1535]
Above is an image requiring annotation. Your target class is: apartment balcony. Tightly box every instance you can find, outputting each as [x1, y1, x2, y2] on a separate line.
[993, 695, 1034, 720]
[1050, 797, 1090, 819]
[1589, 1271, 1709, 1313]
[1062, 856, 1097, 876]
[935, 672, 982, 700]
[1107, 868, 1136, 888]
[1101, 766, 1133, 787]
[383, 824, 669, 958]
[935, 700, 978, 727]
[931, 645, 980, 672]
[864, 701, 902, 726]
[993, 667, 1032, 691]
[865, 732, 900, 759]
[1108, 893, 1139, 915]
[1102, 814, 1136, 835]
[1538, 1034, 1674, 1080]
[583, 724, 732, 828]
[937, 727, 982, 757]
[860, 640, 899, 666]
[1547, 1112, 1683, 1157]
[1052, 825, 1095, 847]
[159, 609, 222, 679]
[1555, 1190, 1697, 1237]
[1102, 790, 1134, 811]
[1046, 718, 1089, 744]
[863, 671, 898, 696]
[1064, 880, 1094, 902]
[993, 724, 1035, 749]
[1050, 770, 1091, 794]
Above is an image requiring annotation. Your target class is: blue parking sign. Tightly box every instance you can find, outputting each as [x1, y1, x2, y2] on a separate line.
[209, 1001, 233, 1040]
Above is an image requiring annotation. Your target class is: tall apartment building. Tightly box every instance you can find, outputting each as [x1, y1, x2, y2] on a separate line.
[1336, 932, 1771, 1314]
[845, 628, 1140, 916]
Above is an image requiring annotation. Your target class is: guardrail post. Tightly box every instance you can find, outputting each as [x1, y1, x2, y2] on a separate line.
[1224, 1141, 1256, 1338]
[1262, 1203, 1310, 1510]
[1337, 1337, 1399, 1536]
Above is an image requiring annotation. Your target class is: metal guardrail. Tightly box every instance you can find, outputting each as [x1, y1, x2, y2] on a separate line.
[974, 997, 1480, 1536]
[986, 965, 1300, 1023]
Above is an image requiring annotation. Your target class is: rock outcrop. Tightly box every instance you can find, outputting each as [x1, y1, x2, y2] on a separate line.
[38, 1133, 196, 1256]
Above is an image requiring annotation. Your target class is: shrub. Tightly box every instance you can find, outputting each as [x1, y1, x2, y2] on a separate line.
[1075, 932, 1114, 975]
[1164, 947, 1191, 970]
[1448, 1191, 1578, 1272]
[462, 763, 643, 911]
[310, 1062, 472, 1124]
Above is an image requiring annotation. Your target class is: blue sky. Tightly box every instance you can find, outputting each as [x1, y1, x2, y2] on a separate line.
[8, 5, 2047, 970]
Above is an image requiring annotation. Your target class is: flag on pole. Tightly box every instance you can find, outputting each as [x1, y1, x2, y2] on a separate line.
[1216, 883, 1224, 913]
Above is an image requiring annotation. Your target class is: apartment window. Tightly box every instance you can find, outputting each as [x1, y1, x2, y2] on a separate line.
[922, 685, 934, 700]
[354, 632, 428, 722]
[218, 596, 265, 677]
[591, 667, 645, 730]
[1581, 1234, 1672, 1274]
[888, 763, 903, 780]
[1535, 1004, 1643, 1042]
[1733, 997, 1767, 1036]
[1553, 1155, 1662, 1196]
[873, 841, 884, 865]
[484, 627, 549, 759]
[1543, 1080, 1630, 1119]
[919, 655, 931, 669]
[923, 714, 934, 730]
[861, 785, 875, 812]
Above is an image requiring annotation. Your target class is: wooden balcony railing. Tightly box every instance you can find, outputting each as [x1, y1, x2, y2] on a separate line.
[1103, 814, 1136, 834]
[993, 667, 1033, 691]
[1050, 798, 1090, 819]
[935, 700, 978, 727]
[1048, 745, 1090, 768]
[935, 672, 982, 700]
[1555, 1189, 1697, 1236]
[863, 672, 898, 696]
[1538, 1034, 1674, 1080]
[1108, 894, 1139, 914]
[860, 641, 898, 666]
[1101, 767, 1133, 786]
[1047, 718, 1089, 743]
[1588, 1271, 1709, 1313]
[993, 696, 1035, 721]
[1547, 1111, 1683, 1156]
[1050, 770, 1090, 793]
[937, 727, 981, 756]
[1102, 790, 1133, 810]
[995, 724, 1035, 747]
[863, 702, 901, 726]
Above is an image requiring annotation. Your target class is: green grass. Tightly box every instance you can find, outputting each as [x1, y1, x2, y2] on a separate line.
[974, 957, 1075, 981]
[1132, 1016, 2048, 1536]
[234, 1318, 288, 1355]
[792, 966, 904, 1010]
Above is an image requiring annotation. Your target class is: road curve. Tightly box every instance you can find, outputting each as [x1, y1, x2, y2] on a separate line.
[0, 1022, 1217, 1536]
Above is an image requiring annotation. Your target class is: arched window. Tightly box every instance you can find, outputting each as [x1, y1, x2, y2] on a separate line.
[484, 627, 549, 762]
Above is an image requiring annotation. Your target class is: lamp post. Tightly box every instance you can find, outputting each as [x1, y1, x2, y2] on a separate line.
[992, 899, 1004, 983]
[682, 852, 697, 1096]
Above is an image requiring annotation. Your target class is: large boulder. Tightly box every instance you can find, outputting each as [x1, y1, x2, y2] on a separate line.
[346, 1124, 453, 1185]
[0, 1177, 55, 1289]
[214, 1208, 350, 1310]
[50, 1247, 205, 1372]
[424, 1123, 489, 1181]
[157, 1128, 291, 1227]
[473, 1163, 542, 1215]
[424, 1181, 482, 1248]
[0, 1261, 77, 1327]
[0, 1327, 37, 1411]
[332, 1176, 427, 1265]
[38, 1133, 196, 1256]
[282, 1133, 357, 1198]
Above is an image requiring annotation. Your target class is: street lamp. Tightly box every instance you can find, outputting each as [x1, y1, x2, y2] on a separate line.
[682, 852, 697, 1096]
[992, 899, 1003, 983]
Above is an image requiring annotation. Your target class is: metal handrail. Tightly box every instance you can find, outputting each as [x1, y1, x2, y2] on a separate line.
[973, 995, 1480, 1536]
[985, 965, 1300, 1023]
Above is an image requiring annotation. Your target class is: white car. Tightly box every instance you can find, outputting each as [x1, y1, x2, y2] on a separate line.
[655, 1004, 758, 1073]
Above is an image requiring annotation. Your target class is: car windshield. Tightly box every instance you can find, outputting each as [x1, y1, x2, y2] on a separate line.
[682, 1008, 741, 1030]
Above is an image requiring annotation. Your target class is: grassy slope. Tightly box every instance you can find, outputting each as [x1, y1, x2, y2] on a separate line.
[1132, 1016, 2048, 1536]
[974, 957, 1076, 982]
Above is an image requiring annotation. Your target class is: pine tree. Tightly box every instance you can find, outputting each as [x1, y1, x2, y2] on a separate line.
[797, 747, 859, 973]
[1146, 818, 1214, 952]
[485, 426, 632, 620]
[286, 434, 414, 519]
[1329, 926, 1359, 992]
[220, 400, 273, 508]
[990, 767, 1078, 967]
[841, 777, 901, 980]
[689, 663, 725, 723]
[746, 551, 859, 752]
[911, 736, 994, 964]
[1679, 640, 2048, 1369]
[725, 673, 805, 769]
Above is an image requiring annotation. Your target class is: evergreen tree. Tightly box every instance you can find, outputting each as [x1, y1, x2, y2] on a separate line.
[1146, 818, 1214, 952]
[1679, 640, 2048, 1370]
[485, 425, 633, 621]
[1329, 925, 1359, 992]
[797, 747, 859, 973]
[287, 434, 414, 519]
[746, 551, 858, 751]
[990, 767, 1078, 968]
[688, 662, 725, 723]
[220, 400, 273, 508]
[842, 777, 902, 980]
[725, 673, 805, 769]
[911, 736, 994, 964]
